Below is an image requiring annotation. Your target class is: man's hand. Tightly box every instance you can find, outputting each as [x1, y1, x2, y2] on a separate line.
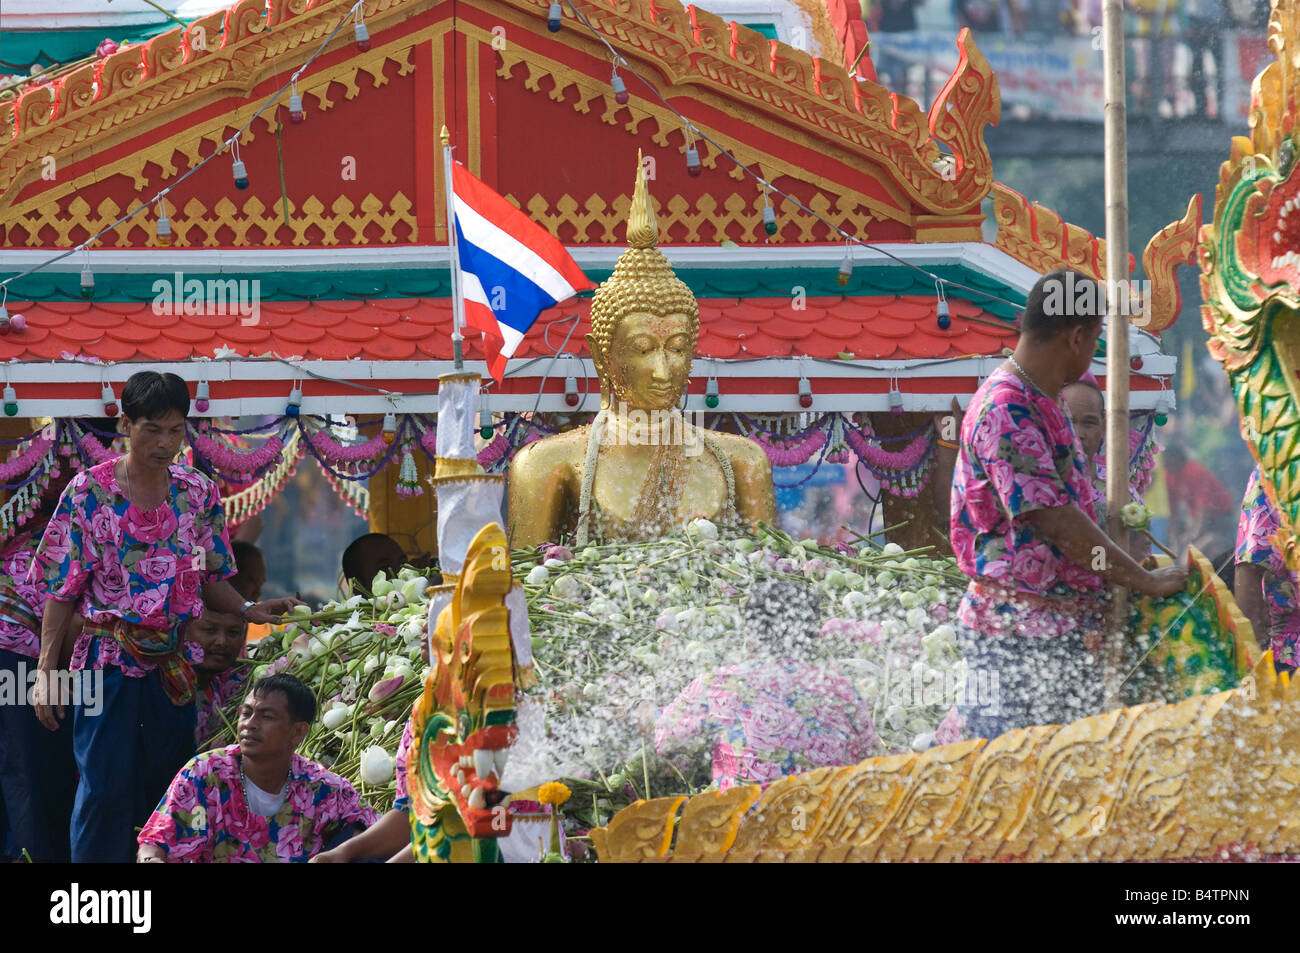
[137, 844, 166, 863]
[31, 669, 65, 732]
[245, 597, 304, 625]
[309, 845, 350, 864]
[1135, 564, 1189, 599]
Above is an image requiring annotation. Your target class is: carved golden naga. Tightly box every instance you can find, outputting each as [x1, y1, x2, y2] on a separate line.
[592, 651, 1299, 863]
[507, 154, 776, 549]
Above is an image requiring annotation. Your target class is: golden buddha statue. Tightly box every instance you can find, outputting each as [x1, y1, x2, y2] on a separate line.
[507, 155, 776, 550]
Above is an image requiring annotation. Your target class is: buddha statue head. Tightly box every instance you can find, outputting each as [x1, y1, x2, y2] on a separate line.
[587, 152, 700, 412]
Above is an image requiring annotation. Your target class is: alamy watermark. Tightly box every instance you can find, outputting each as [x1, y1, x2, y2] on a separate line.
[602, 400, 707, 457]
[1042, 272, 1155, 327]
[151, 271, 261, 326]
[0, 662, 103, 716]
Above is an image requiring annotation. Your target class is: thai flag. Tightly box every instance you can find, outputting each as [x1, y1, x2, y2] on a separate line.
[451, 162, 595, 382]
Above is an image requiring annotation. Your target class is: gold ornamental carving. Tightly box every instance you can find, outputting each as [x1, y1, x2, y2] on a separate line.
[593, 653, 1300, 862]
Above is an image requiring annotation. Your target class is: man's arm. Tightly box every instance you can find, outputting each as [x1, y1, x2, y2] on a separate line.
[1023, 504, 1187, 597]
[1234, 562, 1271, 651]
[310, 808, 409, 863]
[32, 598, 75, 732]
[200, 580, 300, 625]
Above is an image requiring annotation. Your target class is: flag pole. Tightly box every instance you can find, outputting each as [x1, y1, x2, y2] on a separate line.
[1101, 0, 1130, 709]
[441, 125, 465, 370]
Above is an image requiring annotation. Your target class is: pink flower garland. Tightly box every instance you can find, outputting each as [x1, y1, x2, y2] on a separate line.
[755, 428, 827, 467]
[0, 436, 53, 481]
[310, 428, 388, 465]
[478, 433, 510, 467]
[193, 431, 284, 477]
[844, 426, 930, 471]
[78, 432, 117, 465]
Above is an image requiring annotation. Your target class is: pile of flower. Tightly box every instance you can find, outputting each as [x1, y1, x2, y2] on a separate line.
[512, 521, 971, 834]
[207, 524, 972, 842]
[203, 569, 434, 812]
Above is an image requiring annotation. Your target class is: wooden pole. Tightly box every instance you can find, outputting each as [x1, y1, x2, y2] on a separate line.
[1102, 0, 1130, 709]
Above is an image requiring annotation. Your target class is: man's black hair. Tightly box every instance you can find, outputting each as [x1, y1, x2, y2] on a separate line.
[341, 532, 400, 583]
[1020, 268, 1105, 339]
[743, 578, 823, 653]
[232, 540, 264, 571]
[121, 371, 190, 422]
[251, 673, 317, 725]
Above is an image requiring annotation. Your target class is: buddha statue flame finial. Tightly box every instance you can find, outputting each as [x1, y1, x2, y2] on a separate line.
[587, 151, 699, 370]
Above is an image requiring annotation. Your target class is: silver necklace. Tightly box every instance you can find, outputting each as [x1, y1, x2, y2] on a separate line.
[1007, 355, 1048, 398]
[240, 758, 290, 808]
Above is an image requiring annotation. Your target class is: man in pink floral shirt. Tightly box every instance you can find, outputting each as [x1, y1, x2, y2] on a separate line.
[0, 508, 79, 862]
[28, 371, 300, 862]
[950, 270, 1186, 738]
[138, 674, 375, 862]
[1234, 466, 1300, 673]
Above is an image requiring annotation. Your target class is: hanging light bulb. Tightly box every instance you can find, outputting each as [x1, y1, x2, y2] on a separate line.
[762, 191, 777, 237]
[564, 374, 579, 408]
[705, 376, 719, 409]
[2, 385, 15, 418]
[382, 411, 397, 444]
[797, 376, 813, 410]
[1154, 392, 1172, 427]
[685, 146, 701, 178]
[479, 407, 494, 441]
[156, 208, 172, 247]
[194, 380, 210, 415]
[285, 384, 303, 418]
[288, 80, 305, 124]
[610, 68, 629, 106]
[232, 158, 249, 190]
[547, 1, 563, 31]
[102, 383, 119, 418]
[7, 313, 24, 332]
[889, 383, 904, 415]
[935, 280, 950, 330]
[0, 305, 9, 333]
[80, 263, 95, 299]
[1130, 355, 1143, 371]
[837, 245, 853, 287]
[354, 19, 371, 51]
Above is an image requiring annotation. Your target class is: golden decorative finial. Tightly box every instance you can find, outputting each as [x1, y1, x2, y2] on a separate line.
[587, 154, 699, 363]
[626, 149, 658, 249]
[440, 124, 450, 147]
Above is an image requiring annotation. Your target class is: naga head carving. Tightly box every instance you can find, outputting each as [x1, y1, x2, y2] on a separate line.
[408, 523, 518, 861]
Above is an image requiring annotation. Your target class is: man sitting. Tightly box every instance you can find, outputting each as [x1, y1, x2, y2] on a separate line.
[188, 603, 249, 748]
[137, 674, 375, 862]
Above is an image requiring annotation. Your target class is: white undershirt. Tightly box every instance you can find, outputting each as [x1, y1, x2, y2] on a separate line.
[244, 777, 288, 817]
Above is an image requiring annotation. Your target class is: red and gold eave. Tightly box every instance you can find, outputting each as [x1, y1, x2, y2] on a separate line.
[0, 0, 998, 250]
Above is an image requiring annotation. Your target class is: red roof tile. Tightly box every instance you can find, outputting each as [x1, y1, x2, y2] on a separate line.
[4, 294, 1015, 368]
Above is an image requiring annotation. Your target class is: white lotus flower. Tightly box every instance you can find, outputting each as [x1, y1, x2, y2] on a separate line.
[881, 542, 905, 557]
[686, 517, 718, 540]
[322, 706, 351, 730]
[527, 565, 551, 585]
[360, 746, 395, 785]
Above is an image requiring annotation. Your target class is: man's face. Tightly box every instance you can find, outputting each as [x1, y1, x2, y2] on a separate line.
[237, 689, 308, 758]
[1062, 319, 1104, 383]
[359, 538, 406, 585]
[189, 610, 246, 674]
[232, 557, 266, 602]
[1063, 383, 1104, 460]
[125, 409, 187, 470]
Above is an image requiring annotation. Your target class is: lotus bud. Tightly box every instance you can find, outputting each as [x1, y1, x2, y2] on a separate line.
[360, 746, 395, 785]
[322, 706, 351, 730]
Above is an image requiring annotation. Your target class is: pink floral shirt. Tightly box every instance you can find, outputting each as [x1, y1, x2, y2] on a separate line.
[1236, 466, 1300, 667]
[28, 459, 234, 677]
[138, 745, 377, 863]
[951, 368, 1103, 637]
[394, 718, 415, 812]
[195, 663, 249, 748]
[0, 530, 47, 658]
